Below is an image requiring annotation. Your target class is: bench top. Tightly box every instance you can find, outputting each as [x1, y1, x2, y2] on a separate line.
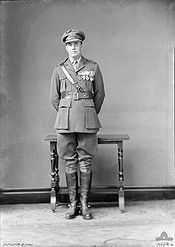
[45, 134, 129, 144]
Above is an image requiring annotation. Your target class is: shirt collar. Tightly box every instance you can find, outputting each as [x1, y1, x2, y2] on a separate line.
[69, 56, 82, 65]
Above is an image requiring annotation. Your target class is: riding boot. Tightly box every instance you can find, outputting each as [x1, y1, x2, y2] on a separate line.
[65, 172, 78, 219]
[80, 171, 93, 220]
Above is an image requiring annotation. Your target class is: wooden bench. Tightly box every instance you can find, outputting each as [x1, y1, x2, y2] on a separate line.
[45, 134, 129, 213]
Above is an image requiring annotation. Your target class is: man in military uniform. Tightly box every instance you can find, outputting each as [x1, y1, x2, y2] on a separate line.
[50, 29, 105, 220]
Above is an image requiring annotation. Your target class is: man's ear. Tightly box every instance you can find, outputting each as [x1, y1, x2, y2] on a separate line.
[65, 45, 69, 52]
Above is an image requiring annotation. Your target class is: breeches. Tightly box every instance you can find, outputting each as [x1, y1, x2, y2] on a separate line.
[57, 133, 97, 174]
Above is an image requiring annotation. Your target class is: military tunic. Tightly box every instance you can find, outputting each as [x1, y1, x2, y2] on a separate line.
[50, 56, 105, 133]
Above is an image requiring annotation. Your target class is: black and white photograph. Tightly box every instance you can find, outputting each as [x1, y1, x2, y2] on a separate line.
[0, 0, 174, 246]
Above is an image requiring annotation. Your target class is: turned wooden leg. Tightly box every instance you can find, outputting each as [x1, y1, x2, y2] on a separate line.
[55, 144, 59, 193]
[50, 141, 58, 212]
[117, 141, 125, 212]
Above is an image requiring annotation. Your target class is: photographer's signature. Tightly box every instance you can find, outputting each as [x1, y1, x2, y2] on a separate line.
[2, 243, 32, 247]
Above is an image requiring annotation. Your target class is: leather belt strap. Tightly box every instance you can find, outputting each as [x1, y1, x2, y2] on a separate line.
[61, 91, 93, 100]
[60, 65, 85, 93]
[61, 65, 77, 85]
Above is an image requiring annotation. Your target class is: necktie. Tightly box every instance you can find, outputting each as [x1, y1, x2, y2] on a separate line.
[72, 60, 78, 70]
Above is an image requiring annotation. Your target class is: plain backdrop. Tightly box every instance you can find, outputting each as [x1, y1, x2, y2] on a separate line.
[0, 0, 174, 188]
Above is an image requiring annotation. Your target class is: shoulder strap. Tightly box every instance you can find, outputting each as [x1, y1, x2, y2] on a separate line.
[60, 65, 77, 85]
[60, 64, 86, 93]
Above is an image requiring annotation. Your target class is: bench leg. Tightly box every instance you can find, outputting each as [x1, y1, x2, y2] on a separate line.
[117, 142, 125, 213]
[50, 141, 59, 212]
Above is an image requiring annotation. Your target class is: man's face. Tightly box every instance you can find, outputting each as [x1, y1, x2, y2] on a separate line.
[65, 41, 82, 59]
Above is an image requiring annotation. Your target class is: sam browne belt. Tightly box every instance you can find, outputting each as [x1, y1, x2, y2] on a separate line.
[60, 65, 94, 100]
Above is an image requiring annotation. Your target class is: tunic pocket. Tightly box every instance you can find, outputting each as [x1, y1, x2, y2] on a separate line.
[85, 107, 101, 129]
[54, 107, 69, 129]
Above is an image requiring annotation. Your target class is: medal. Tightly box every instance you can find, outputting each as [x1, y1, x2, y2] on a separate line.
[78, 70, 95, 81]
[90, 76, 93, 81]
[89, 71, 95, 81]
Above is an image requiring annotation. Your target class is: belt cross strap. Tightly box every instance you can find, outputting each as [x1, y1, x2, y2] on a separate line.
[61, 65, 86, 93]
[61, 65, 77, 85]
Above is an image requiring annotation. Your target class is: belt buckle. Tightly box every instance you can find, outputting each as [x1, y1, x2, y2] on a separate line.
[74, 92, 79, 101]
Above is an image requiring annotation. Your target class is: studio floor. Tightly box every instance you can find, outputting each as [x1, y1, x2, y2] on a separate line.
[1, 200, 175, 247]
